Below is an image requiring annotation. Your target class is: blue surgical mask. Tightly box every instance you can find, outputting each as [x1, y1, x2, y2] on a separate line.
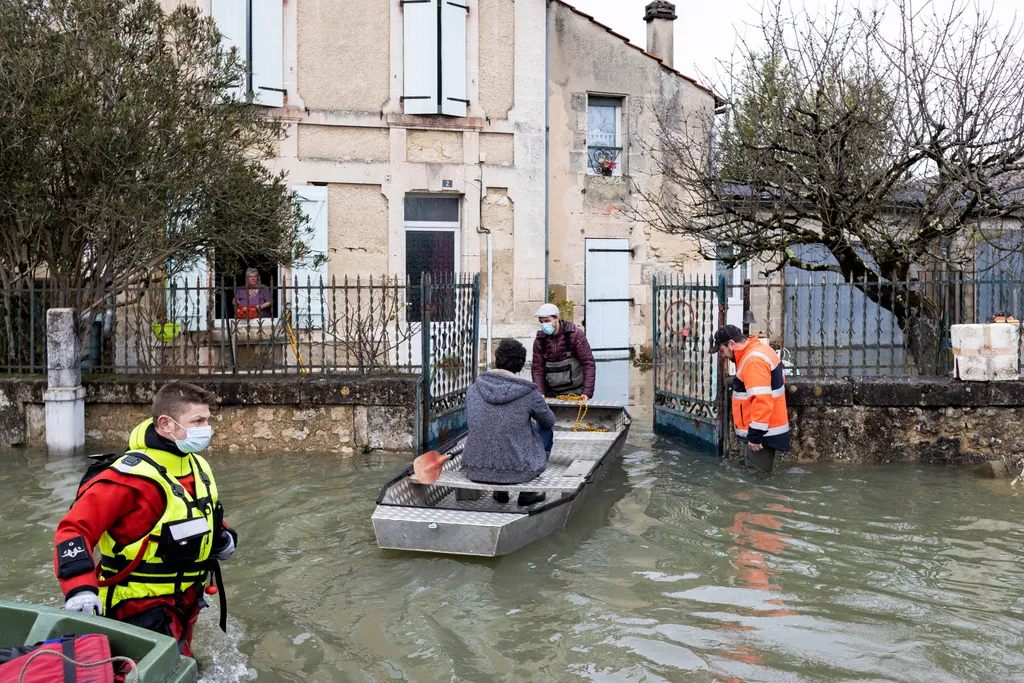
[171, 419, 214, 454]
[541, 323, 556, 336]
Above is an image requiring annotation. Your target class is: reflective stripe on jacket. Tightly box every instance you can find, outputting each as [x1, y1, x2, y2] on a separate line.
[731, 337, 790, 451]
[95, 419, 218, 614]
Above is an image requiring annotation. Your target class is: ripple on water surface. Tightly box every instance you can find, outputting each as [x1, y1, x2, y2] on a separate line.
[3, 433, 1024, 682]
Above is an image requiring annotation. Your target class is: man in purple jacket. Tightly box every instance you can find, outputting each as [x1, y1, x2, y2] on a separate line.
[531, 303, 597, 400]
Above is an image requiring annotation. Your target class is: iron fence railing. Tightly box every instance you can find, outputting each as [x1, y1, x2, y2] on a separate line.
[735, 271, 1024, 377]
[0, 275, 479, 377]
[587, 146, 621, 175]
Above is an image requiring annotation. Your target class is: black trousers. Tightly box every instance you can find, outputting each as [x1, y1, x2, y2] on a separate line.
[741, 443, 777, 475]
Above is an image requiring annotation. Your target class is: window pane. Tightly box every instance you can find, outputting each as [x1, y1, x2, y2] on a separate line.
[406, 230, 456, 323]
[588, 99, 620, 148]
[405, 196, 460, 223]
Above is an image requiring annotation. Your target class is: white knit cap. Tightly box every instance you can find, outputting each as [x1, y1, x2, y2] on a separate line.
[536, 303, 560, 318]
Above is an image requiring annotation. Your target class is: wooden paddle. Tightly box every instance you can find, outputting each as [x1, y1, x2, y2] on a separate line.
[412, 450, 449, 484]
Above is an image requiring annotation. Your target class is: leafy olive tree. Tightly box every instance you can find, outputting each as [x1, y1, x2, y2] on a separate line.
[0, 0, 309, 298]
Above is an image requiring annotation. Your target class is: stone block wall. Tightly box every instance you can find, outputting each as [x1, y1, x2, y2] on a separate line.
[734, 376, 1024, 466]
[0, 375, 420, 455]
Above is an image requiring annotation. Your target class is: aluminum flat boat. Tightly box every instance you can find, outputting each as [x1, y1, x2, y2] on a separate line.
[372, 400, 631, 557]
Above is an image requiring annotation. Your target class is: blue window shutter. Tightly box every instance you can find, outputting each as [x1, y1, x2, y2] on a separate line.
[169, 256, 209, 332]
[212, 0, 249, 101]
[292, 186, 329, 329]
[403, 0, 440, 114]
[251, 0, 284, 107]
[440, 1, 468, 117]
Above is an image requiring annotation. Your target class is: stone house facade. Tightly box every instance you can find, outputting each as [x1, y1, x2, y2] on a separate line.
[160, 0, 718, 360]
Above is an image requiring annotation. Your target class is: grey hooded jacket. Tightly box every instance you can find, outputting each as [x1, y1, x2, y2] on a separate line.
[463, 371, 557, 484]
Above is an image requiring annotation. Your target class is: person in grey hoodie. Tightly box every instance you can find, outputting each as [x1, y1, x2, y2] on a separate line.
[463, 338, 557, 506]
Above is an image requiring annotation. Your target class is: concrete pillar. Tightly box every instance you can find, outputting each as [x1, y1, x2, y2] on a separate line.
[44, 308, 86, 455]
[644, 1, 677, 68]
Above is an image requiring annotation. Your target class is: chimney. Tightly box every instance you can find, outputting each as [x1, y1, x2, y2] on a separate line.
[644, 1, 677, 68]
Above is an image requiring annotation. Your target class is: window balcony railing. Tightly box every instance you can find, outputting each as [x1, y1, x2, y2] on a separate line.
[588, 146, 621, 176]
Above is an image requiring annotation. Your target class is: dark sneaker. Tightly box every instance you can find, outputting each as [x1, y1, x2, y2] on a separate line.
[517, 491, 546, 506]
[492, 491, 510, 504]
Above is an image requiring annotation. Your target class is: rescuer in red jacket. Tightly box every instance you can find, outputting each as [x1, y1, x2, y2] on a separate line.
[54, 382, 237, 658]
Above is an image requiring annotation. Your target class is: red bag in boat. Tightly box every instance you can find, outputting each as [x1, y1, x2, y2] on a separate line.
[0, 634, 117, 683]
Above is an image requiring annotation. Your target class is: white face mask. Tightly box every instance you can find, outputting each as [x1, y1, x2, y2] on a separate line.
[170, 418, 213, 454]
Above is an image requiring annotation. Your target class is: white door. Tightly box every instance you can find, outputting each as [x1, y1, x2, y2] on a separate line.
[396, 196, 461, 370]
[585, 238, 631, 405]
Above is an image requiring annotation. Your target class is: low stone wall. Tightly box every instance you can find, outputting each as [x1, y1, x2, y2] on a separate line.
[0, 375, 420, 455]
[741, 376, 1024, 465]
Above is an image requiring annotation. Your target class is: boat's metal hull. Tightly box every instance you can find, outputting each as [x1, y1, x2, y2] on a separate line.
[373, 403, 630, 557]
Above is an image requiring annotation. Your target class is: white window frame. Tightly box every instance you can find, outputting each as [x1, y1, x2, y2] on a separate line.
[587, 95, 624, 176]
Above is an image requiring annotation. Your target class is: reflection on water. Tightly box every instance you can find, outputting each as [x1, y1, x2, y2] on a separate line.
[3, 425, 1024, 682]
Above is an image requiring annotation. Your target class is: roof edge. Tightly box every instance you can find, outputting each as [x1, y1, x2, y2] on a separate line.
[550, 0, 727, 106]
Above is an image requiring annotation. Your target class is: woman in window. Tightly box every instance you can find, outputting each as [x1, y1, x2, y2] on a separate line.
[233, 268, 273, 319]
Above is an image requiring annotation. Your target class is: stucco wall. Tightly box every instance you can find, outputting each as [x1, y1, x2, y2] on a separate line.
[298, 125, 390, 163]
[265, 0, 542, 349]
[297, 0, 390, 112]
[158, 0, 197, 12]
[480, 190, 516, 325]
[328, 184, 389, 278]
[548, 2, 716, 350]
[480, 133, 515, 167]
[478, 0, 516, 119]
[406, 131, 465, 164]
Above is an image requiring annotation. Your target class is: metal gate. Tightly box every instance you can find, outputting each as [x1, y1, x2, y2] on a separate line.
[652, 274, 727, 453]
[420, 273, 480, 451]
[585, 238, 631, 404]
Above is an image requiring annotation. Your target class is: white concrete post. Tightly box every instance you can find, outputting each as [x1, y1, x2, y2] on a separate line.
[44, 308, 86, 455]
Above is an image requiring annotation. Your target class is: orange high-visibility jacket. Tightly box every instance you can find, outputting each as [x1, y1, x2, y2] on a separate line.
[731, 336, 790, 451]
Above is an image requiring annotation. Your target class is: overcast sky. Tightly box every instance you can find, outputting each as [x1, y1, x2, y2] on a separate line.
[566, 0, 1021, 90]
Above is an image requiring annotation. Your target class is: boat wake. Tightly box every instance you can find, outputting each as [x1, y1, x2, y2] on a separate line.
[192, 606, 256, 683]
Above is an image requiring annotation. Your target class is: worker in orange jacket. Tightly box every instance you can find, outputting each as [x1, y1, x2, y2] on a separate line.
[710, 325, 790, 474]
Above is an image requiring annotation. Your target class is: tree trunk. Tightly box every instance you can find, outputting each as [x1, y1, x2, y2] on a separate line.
[903, 308, 944, 376]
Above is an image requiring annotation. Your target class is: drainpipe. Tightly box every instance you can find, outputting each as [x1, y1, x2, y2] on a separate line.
[544, 0, 550, 301]
[473, 159, 493, 368]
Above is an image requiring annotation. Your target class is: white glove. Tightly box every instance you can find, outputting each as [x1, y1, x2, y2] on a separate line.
[213, 531, 236, 561]
[64, 591, 103, 616]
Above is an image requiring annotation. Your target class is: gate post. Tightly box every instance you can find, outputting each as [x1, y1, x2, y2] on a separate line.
[651, 275, 659, 430]
[44, 308, 86, 456]
[471, 274, 481, 378]
[716, 277, 729, 458]
[420, 272, 432, 451]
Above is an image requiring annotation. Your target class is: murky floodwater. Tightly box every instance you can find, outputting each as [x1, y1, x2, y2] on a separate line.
[3, 421, 1024, 682]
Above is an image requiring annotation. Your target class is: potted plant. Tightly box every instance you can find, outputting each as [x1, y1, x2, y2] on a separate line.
[596, 154, 616, 177]
[151, 279, 182, 342]
[438, 354, 464, 378]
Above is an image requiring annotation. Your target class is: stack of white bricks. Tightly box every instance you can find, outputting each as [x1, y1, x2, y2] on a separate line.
[950, 323, 1021, 381]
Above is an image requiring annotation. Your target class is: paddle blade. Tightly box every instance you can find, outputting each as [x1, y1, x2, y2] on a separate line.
[413, 451, 449, 484]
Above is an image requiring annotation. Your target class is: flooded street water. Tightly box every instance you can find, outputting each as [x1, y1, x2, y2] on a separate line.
[4, 418, 1024, 682]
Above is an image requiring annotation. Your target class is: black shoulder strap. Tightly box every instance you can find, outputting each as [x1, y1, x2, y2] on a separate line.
[562, 327, 573, 360]
[120, 451, 189, 501]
